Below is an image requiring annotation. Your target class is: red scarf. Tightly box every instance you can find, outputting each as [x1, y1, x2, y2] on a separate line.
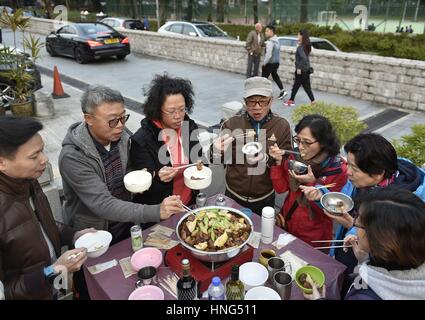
[152, 120, 192, 205]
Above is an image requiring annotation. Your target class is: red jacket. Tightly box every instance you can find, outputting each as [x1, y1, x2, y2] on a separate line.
[270, 155, 347, 246]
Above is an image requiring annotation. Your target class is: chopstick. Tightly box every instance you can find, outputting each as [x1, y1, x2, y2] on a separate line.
[279, 149, 301, 155]
[300, 183, 337, 190]
[311, 239, 346, 243]
[159, 282, 177, 299]
[315, 245, 353, 250]
[233, 132, 256, 139]
[173, 163, 197, 170]
[314, 183, 337, 190]
[67, 251, 83, 260]
[181, 203, 196, 216]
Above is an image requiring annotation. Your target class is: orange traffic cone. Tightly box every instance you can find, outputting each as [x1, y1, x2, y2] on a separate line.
[52, 65, 70, 99]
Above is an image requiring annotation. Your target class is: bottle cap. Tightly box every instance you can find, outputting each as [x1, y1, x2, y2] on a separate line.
[262, 206, 275, 218]
[212, 276, 221, 286]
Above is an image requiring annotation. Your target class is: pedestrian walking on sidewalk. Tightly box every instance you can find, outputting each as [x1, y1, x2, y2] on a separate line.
[245, 23, 264, 78]
[261, 25, 287, 100]
[284, 30, 315, 107]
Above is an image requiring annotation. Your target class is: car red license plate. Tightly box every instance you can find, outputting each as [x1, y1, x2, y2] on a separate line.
[104, 38, 119, 44]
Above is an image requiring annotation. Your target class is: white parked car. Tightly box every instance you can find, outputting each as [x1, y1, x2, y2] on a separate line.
[158, 21, 235, 40]
[100, 17, 145, 31]
[277, 35, 341, 52]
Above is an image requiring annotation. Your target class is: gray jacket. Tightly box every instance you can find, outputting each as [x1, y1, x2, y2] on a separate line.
[263, 35, 280, 65]
[59, 122, 160, 231]
[295, 45, 310, 72]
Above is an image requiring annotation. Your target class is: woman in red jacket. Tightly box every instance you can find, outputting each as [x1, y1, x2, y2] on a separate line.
[269, 114, 347, 246]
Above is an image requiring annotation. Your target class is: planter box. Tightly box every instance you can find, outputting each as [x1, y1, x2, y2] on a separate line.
[10, 99, 34, 117]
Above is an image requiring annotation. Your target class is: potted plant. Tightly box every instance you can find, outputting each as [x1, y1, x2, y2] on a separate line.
[0, 9, 35, 117]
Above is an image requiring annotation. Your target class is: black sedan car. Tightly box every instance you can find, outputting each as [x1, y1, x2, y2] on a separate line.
[46, 22, 131, 64]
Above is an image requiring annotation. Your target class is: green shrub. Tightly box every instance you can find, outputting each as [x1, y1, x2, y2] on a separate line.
[292, 101, 367, 146]
[393, 125, 425, 167]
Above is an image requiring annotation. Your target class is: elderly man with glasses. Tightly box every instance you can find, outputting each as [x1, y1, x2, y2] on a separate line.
[212, 77, 292, 215]
[59, 85, 183, 244]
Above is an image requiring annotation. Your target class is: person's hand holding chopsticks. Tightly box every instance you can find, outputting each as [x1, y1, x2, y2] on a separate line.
[299, 185, 323, 201]
[158, 166, 178, 183]
[213, 134, 234, 153]
[159, 195, 183, 220]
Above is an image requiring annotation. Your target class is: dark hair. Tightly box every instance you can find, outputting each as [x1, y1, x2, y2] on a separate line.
[299, 29, 311, 55]
[142, 73, 194, 120]
[344, 133, 397, 179]
[357, 188, 425, 269]
[265, 25, 275, 34]
[0, 116, 43, 158]
[294, 114, 340, 157]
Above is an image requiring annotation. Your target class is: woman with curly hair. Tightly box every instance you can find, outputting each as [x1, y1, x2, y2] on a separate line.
[130, 74, 203, 206]
[269, 114, 347, 245]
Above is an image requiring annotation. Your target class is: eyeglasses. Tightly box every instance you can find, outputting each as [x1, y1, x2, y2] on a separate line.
[353, 216, 365, 229]
[245, 98, 271, 108]
[292, 136, 318, 147]
[162, 108, 187, 116]
[89, 114, 130, 128]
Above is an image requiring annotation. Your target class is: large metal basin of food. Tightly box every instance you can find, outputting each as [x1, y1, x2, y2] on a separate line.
[176, 206, 254, 263]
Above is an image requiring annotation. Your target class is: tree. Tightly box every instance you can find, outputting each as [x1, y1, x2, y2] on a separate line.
[186, 0, 193, 21]
[217, 0, 225, 22]
[300, 0, 308, 23]
[253, 0, 258, 24]
[176, 0, 182, 20]
[131, 0, 139, 19]
[159, 0, 167, 27]
[90, 0, 102, 12]
[207, 0, 213, 21]
[267, 0, 273, 23]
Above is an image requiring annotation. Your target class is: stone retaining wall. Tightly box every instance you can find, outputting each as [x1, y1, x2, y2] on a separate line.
[29, 17, 425, 112]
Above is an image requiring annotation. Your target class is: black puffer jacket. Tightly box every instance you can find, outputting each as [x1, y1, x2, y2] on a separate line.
[130, 116, 203, 205]
[0, 172, 75, 300]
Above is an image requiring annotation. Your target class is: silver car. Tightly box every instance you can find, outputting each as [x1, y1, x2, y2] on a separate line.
[158, 21, 234, 40]
[277, 36, 340, 51]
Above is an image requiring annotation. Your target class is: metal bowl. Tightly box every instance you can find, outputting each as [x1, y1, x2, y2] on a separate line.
[320, 192, 354, 216]
[242, 142, 262, 156]
[175, 206, 254, 263]
[288, 159, 308, 175]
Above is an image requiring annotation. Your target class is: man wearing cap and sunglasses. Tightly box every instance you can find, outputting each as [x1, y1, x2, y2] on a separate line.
[59, 85, 183, 244]
[213, 77, 292, 214]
